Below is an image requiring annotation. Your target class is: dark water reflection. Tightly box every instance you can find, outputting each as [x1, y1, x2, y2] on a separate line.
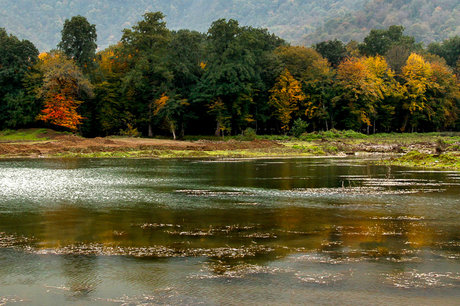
[0, 158, 459, 305]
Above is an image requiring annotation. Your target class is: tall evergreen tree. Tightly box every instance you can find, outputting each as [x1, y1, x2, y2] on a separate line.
[58, 15, 97, 72]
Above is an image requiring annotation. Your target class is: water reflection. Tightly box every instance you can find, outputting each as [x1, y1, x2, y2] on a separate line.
[0, 158, 459, 304]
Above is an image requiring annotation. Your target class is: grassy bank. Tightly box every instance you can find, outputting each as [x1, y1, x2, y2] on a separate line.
[1, 129, 460, 170]
[381, 151, 460, 170]
[53, 148, 317, 159]
[0, 129, 51, 142]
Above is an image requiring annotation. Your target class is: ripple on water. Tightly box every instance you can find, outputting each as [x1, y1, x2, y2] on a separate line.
[0, 296, 28, 305]
[91, 288, 203, 305]
[383, 270, 460, 289]
[295, 270, 353, 285]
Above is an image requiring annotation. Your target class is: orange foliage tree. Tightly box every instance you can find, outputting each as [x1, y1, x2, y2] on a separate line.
[37, 94, 83, 130]
[37, 51, 92, 131]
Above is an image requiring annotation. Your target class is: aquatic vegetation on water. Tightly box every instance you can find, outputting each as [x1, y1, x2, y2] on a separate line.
[0, 158, 459, 304]
[382, 151, 460, 170]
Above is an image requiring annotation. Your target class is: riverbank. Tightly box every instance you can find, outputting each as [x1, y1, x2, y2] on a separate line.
[1, 129, 460, 169]
[381, 151, 460, 170]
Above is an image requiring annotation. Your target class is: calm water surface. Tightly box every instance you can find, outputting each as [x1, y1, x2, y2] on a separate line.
[0, 157, 459, 305]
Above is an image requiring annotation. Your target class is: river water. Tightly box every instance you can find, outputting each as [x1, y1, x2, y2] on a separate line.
[0, 157, 459, 305]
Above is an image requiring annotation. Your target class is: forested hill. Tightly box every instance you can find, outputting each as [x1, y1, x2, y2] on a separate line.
[2, 0, 458, 51]
[303, 0, 460, 45]
[0, 0, 364, 51]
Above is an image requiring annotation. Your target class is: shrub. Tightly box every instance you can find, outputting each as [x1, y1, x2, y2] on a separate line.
[290, 119, 309, 138]
[119, 123, 141, 137]
[238, 127, 257, 141]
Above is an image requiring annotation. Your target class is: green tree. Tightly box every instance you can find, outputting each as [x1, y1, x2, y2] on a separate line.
[314, 39, 348, 67]
[359, 25, 419, 57]
[166, 30, 206, 137]
[92, 44, 132, 135]
[153, 94, 190, 140]
[195, 19, 256, 135]
[0, 28, 39, 129]
[121, 11, 172, 136]
[275, 46, 324, 80]
[58, 15, 97, 72]
[427, 36, 460, 68]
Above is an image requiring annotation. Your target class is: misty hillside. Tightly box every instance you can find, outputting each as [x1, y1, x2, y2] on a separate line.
[0, 0, 458, 51]
[303, 0, 460, 45]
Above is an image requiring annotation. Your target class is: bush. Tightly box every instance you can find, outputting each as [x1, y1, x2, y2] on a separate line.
[238, 127, 257, 141]
[299, 129, 367, 140]
[290, 119, 309, 138]
[119, 123, 141, 137]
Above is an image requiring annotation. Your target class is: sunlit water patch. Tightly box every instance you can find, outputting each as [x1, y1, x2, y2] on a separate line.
[0, 157, 459, 304]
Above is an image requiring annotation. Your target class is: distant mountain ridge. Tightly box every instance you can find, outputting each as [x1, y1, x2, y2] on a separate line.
[303, 0, 460, 46]
[0, 0, 458, 51]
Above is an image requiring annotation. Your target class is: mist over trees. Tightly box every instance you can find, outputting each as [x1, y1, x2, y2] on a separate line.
[0, 12, 459, 138]
[1, 0, 458, 51]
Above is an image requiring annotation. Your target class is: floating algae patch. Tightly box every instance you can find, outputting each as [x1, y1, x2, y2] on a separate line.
[0, 232, 35, 248]
[138, 223, 182, 230]
[175, 189, 248, 197]
[188, 261, 292, 279]
[0, 296, 29, 305]
[291, 187, 440, 195]
[369, 216, 425, 221]
[1, 158, 460, 304]
[26, 243, 275, 259]
[360, 178, 443, 187]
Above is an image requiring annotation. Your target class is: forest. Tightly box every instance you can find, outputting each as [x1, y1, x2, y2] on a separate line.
[0, 12, 459, 138]
[2, 0, 458, 51]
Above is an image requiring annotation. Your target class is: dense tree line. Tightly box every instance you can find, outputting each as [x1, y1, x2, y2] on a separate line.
[0, 13, 459, 138]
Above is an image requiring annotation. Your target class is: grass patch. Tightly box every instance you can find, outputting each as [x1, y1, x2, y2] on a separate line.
[0, 129, 53, 142]
[299, 129, 367, 141]
[382, 151, 460, 170]
[52, 147, 319, 159]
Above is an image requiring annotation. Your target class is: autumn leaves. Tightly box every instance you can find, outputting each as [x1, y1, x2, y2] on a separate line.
[269, 52, 459, 134]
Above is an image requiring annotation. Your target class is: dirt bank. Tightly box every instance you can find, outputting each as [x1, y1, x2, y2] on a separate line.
[0, 129, 458, 159]
[0, 131, 281, 157]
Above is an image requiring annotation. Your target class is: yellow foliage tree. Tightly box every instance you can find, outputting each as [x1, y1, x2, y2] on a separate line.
[402, 53, 433, 113]
[269, 69, 306, 132]
[336, 55, 398, 132]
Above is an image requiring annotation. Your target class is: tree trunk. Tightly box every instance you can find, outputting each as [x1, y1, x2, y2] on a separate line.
[401, 114, 409, 132]
[148, 123, 153, 137]
[148, 102, 153, 137]
[180, 123, 185, 139]
[214, 121, 221, 137]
